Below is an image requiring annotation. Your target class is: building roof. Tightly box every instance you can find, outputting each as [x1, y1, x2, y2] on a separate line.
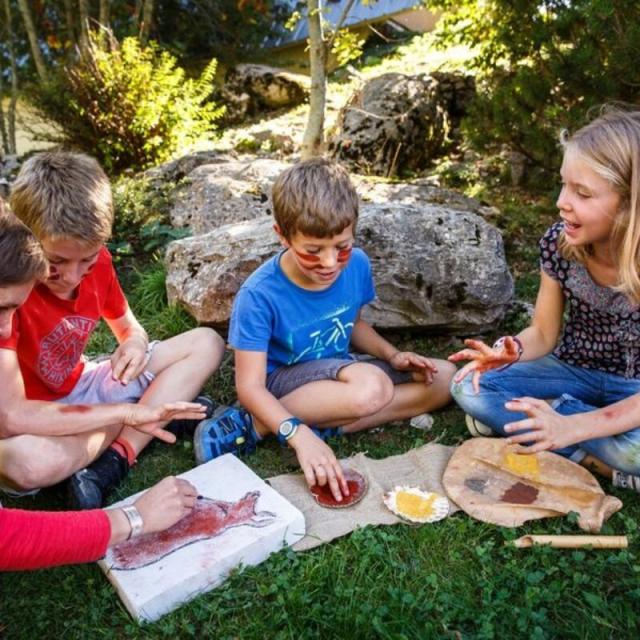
[265, 0, 423, 49]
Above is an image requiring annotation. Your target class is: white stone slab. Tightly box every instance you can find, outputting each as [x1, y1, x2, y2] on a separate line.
[98, 454, 305, 623]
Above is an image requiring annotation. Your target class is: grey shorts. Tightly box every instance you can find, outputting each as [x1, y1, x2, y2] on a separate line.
[266, 354, 414, 399]
[59, 342, 158, 405]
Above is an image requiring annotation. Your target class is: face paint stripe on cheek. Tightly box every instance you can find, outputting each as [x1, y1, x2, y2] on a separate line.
[337, 247, 352, 263]
[293, 249, 322, 264]
[47, 264, 61, 281]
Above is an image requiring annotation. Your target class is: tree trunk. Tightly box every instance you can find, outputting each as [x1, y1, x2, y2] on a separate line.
[140, 0, 155, 45]
[78, 0, 90, 49]
[16, 0, 48, 82]
[301, 0, 326, 159]
[4, 0, 18, 154]
[63, 0, 76, 45]
[0, 61, 8, 157]
[99, 0, 110, 49]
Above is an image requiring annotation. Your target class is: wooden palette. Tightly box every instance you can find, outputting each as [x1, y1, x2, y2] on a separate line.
[310, 468, 368, 509]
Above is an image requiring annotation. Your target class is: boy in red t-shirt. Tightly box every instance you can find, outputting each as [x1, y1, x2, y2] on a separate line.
[0, 153, 224, 508]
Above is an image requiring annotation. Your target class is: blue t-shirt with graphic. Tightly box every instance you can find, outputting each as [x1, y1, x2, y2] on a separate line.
[229, 248, 375, 374]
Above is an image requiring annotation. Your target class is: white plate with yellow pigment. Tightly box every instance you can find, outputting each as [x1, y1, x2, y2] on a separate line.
[383, 486, 450, 524]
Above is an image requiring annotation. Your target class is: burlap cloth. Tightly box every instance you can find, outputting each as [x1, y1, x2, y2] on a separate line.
[267, 443, 457, 551]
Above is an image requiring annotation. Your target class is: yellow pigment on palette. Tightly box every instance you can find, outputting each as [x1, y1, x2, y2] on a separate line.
[396, 491, 437, 519]
[504, 452, 540, 479]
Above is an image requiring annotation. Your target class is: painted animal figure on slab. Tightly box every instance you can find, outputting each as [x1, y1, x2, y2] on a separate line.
[109, 491, 276, 570]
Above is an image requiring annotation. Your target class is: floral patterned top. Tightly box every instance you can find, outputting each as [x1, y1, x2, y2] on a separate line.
[540, 222, 640, 379]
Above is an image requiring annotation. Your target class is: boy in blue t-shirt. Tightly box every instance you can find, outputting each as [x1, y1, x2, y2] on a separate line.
[195, 159, 455, 501]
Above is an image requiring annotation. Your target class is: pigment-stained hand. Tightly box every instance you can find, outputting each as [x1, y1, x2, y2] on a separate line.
[134, 476, 198, 535]
[389, 351, 438, 385]
[448, 337, 520, 393]
[123, 401, 208, 444]
[111, 335, 149, 385]
[289, 425, 349, 502]
[503, 397, 579, 453]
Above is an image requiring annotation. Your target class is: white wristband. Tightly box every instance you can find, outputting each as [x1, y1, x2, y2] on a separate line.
[121, 504, 144, 540]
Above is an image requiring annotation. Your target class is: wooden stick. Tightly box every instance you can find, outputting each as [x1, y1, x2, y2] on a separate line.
[512, 535, 628, 549]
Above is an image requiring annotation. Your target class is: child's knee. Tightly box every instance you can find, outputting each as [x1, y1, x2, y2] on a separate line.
[349, 368, 394, 416]
[434, 360, 457, 389]
[450, 374, 481, 412]
[189, 328, 225, 363]
[3, 436, 69, 490]
[421, 359, 457, 408]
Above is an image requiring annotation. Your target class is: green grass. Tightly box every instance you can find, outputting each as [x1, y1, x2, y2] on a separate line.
[3, 147, 640, 640]
[3, 245, 640, 639]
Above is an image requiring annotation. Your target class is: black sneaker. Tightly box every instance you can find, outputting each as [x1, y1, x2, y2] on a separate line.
[68, 448, 130, 509]
[166, 394, 217, 438]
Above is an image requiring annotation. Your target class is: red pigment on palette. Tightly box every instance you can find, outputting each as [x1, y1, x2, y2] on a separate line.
[310, 469, 367, 508]
[110, 491, 276, 570]
[59, 404, 92, 414]
[500, 482, 538, 504]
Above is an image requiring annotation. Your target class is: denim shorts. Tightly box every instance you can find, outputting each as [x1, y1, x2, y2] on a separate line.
[266, 354, 414, 399]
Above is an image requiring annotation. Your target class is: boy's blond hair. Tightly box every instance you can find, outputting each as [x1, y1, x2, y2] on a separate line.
[558, 106, 640, 303]
[9, 152, 113, 244]
[0, 200, 48, 286]
[272, 158, 358, 239]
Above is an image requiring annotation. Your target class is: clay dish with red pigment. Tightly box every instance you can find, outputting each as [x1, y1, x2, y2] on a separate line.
[310, 468, 368, 509]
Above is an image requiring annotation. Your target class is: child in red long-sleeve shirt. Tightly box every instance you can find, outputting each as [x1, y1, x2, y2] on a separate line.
[0, 209, 197, 571]
[0, 153, 224, 509]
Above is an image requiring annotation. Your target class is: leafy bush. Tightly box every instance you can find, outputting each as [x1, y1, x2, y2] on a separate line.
[28, 33, 223, 172]
[430, 0, 640, 171]
[110, 175, 190, 258]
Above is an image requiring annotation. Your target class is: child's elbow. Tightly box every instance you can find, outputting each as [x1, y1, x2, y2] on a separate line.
[0, 406, 20, 439]
[235, 380, 265, 409]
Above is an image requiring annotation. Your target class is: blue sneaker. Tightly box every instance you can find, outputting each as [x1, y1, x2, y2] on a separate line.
[311, 426, 343, 442]
[194, 406, 258, 464]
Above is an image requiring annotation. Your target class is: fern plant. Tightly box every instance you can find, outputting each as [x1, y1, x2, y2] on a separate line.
[29, 32, 223, 172]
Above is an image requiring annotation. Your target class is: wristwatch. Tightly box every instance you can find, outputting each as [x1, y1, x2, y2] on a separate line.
[277, 417, 303, 443]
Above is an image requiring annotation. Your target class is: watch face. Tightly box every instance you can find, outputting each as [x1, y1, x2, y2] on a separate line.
[280, 420, 294, 437]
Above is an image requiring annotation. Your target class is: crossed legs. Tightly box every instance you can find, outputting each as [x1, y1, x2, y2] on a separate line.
[252, 358, 455, 437]
[1, 328, 224, 491]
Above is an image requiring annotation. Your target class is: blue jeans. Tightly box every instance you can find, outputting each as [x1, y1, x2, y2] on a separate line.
[451, 354, 640, 475]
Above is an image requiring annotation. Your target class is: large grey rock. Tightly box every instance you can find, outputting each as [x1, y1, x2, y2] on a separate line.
[329, 73, 447, 177]
[166, 216, 278, 325]
[168, 157, 495, 236]
[329, 72, 475, 177]
[220, 64, 310, 124]
[165, 202, 513, 332]
[356, 204, 513, 331]
[356, 178, 496, 217]
[169, 158, 289, 234]
[144, 151, 232, 185]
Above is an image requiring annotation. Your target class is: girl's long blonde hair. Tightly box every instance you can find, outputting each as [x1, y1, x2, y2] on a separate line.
[559, 107, 640, 304]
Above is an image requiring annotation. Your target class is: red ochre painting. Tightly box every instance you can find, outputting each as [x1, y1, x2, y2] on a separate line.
[110, 491, 276, 571]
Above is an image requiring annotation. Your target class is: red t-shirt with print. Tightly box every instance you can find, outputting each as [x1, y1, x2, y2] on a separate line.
[0, 247, 128, 401]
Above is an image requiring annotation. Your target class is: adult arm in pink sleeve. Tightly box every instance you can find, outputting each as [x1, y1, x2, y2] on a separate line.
[0, 508, 111, 571]
[0, 475, 200, 571]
